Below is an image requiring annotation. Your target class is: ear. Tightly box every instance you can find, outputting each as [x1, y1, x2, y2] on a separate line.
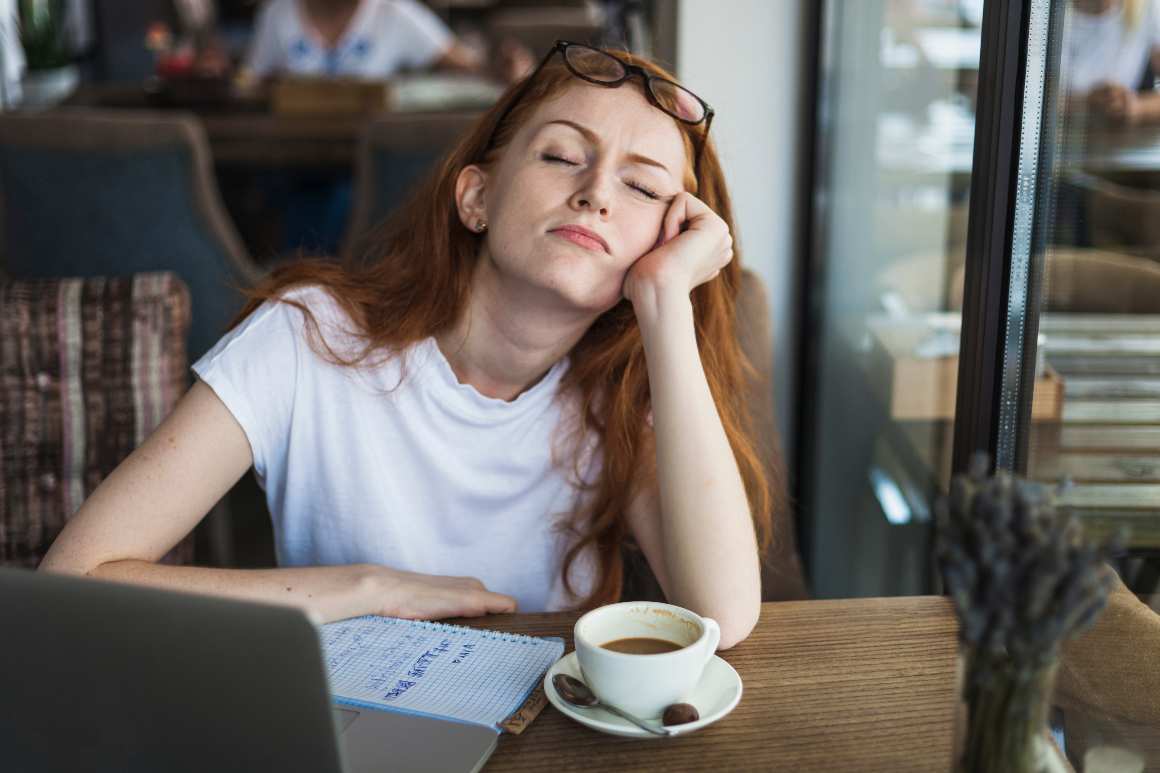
[454, 164, 488, 232]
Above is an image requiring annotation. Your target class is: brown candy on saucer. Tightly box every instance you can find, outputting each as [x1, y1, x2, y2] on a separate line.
[662, 702, 700, 726]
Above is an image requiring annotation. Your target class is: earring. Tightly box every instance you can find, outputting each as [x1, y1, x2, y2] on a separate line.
[475, 221, 488, 233]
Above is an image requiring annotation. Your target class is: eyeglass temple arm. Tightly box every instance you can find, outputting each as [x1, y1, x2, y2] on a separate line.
[694, 110, 715, 184]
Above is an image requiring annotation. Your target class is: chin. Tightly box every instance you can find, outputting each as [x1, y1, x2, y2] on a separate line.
[533, 257, 625, 312]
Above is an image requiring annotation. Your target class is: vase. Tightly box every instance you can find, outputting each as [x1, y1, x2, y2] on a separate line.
[954, 650, 1063, 773]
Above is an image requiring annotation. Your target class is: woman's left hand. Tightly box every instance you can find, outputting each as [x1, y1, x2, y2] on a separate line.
[1089, 82, 1142, 125]
[622, 192, 733, 308]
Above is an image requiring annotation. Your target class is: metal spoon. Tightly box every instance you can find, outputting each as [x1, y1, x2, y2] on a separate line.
[552, 674, 673, 737]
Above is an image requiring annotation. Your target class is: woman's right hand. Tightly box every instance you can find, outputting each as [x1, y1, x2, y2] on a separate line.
[371, 566, 519, 620]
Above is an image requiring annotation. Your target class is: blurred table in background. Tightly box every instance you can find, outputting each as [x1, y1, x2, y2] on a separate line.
[863, 313, 1160, 550]
[63, 76, 497, 168]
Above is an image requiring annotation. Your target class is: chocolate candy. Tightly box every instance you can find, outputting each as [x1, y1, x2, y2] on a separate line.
[662, 702, 700, 726]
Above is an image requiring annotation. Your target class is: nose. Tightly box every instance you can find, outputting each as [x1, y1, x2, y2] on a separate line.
[568, 165, 612, 217]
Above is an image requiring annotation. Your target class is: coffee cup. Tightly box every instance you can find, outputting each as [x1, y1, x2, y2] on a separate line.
[573, 601, 720, 719]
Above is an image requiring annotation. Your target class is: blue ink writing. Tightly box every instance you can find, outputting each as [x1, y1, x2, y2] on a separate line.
[452, 642, 477, 665]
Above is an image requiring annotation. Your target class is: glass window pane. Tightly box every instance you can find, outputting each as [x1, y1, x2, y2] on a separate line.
[805, 0, 982, 598]
[1026, 0, 1160, 767]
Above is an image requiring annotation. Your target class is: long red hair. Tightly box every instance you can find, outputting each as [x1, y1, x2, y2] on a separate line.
[234, 50, 779, 608]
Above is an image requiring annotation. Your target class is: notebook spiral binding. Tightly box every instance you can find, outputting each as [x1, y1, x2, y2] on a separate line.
[379, 617, 554, 645]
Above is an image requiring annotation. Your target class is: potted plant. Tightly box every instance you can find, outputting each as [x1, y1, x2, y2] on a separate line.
[18, 0, 77, 107]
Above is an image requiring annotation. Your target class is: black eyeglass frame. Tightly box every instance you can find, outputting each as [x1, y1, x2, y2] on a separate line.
[482, 40, 716, 186]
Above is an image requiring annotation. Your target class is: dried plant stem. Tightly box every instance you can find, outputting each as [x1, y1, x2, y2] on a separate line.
[959, 654, 1059, 772]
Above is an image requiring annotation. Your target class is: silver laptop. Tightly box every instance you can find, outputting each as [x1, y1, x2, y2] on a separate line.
[0, 567, 498, 773]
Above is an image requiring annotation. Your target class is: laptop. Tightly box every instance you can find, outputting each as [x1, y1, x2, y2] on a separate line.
[0, 567, 499, 773]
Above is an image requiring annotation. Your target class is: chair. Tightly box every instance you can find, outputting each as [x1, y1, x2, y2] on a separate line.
[946, 247, 1160, 314]
[0, 108, 264, 362]
[342, 112, 480, 263]
[0, 272, 196, 568]
[1061, 171, 1160, 265]
[622, 269, 810, 603]
[1038, 248, 1160, 314]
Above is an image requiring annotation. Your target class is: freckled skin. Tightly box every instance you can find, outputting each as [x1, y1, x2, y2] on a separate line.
[476, 83, 689, 315]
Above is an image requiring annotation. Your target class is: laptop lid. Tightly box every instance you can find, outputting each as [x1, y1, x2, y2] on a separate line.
[0, 568, 346, 773]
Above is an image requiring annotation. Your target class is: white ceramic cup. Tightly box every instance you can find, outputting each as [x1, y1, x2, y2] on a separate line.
[573, 601, 721, 719]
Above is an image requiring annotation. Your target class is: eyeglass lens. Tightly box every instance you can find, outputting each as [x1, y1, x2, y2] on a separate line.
[562, 44, 706, 124]
[562, 45, 625, 82]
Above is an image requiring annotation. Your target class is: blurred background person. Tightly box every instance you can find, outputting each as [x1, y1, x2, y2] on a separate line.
[1065, 0, 1160, 125]
[240, 0, 533, 86]
[236, 0, 535, 259]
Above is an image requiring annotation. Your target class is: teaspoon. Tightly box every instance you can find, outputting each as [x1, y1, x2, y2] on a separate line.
[551, 674, 672, 737]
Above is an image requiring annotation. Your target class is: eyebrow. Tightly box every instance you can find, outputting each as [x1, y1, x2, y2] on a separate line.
[540, 119, 673, 177]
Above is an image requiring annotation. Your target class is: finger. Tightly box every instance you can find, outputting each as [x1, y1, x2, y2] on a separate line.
[467, 590, 518, 615]
[660, 194, 689, 245]
[660, 193, 717, 245]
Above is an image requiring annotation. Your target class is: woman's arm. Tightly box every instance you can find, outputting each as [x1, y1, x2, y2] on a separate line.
[39, 381, 517, 623]
[624, 194, 762, 650]
[1087, 81, 1160, 125]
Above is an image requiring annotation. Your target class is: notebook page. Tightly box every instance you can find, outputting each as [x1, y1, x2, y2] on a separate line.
[320, 616, 564, 730]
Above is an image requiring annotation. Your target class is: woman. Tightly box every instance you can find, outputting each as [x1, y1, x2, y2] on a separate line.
[39, 42, 779, 650]
[1066, 0, 1160, 125]
[241, 0, 530, 82]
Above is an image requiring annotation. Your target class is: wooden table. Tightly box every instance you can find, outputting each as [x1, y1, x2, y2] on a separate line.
[446, 597, 960, 772]
[63, 82, 485, 168]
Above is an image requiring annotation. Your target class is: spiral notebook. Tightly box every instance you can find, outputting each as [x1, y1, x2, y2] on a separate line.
[320, 616, 565, 734]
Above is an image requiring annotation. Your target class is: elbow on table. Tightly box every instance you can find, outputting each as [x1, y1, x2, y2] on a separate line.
[715, 605, 760, 651]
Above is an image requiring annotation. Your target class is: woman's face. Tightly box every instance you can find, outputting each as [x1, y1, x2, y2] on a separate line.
[472, 82, 690, 313]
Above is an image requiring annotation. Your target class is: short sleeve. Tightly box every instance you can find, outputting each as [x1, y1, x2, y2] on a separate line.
[191, 295, 303, 481]
[391, 0, 453, 69]
[242, 0, 287, 77]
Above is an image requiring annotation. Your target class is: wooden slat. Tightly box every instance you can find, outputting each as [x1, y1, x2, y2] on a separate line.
[1049, 357, 1160, 376]
[1043, 336, 1160, 356]
[1063, 401, 1160, 424]
[1064, 378, 1160, 400]
[1061, 426, 1160, 451]
[459, 598, 960, 773]
[1031, 453, 1160, 482]
[1040, 315, 1160, 335]
[1058, 485, 1160, 510]
[1064, 511, 1160, 548]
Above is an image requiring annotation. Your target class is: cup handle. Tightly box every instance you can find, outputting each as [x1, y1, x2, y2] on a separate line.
[700, 617, 721, 662]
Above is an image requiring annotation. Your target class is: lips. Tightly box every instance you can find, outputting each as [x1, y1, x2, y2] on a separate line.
[550, 225, 610, 253]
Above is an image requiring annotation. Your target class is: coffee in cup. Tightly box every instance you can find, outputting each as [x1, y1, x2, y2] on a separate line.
[573, 601, 720, 719]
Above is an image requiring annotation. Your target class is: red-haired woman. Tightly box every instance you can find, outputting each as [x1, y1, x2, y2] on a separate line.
[41, 42, 780, 650]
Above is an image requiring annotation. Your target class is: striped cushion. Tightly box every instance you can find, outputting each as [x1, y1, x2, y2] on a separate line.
[0, 273, 195, 567]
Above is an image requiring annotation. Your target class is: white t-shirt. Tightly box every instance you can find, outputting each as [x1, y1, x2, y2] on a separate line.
[1064, 1, 1160, 94]
[243, 0, 453, 79]
[192, 286, 599, 613]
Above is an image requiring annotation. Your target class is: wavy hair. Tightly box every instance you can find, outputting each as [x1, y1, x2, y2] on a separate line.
[234, 49, 781, 608]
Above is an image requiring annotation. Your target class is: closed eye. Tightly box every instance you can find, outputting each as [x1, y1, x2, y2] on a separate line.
[541, 153, 662, 201]
[627, 180, 660, 200]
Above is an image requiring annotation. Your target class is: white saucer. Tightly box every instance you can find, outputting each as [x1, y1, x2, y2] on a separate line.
[543, 650, 742, 739]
